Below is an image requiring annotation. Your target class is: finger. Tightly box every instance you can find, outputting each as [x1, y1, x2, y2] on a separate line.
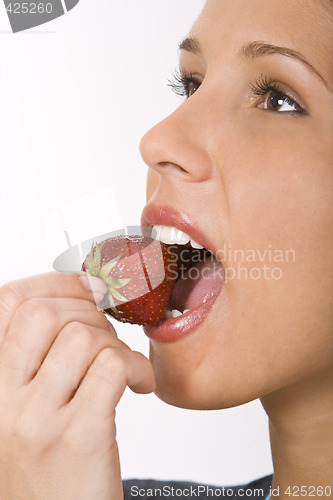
[0, 297, 114, 387]
[0, 272, 107, 344]
[29, 323, 122, 410]
[69, 347, 156, 419]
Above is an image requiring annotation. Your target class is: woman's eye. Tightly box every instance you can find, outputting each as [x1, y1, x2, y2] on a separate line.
[186, 79, 200, 98]
[262, 91, 301, 113]
[251, 76, 305, 114]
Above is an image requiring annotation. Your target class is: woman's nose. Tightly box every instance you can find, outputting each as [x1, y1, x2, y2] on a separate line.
[139, 101, 213, 184]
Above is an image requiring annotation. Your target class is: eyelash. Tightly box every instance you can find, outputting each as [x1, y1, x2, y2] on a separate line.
[168, 68, 201, 99]
[168, 69, 305, 114]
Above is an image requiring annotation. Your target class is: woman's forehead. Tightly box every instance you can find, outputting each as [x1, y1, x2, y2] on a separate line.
[189, 0, 333, 82]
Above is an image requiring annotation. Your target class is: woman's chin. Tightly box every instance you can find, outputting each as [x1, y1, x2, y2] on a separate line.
[151, 364, 256, 411]
[153, 383, 252, 411]
[153, 385, 219, 411]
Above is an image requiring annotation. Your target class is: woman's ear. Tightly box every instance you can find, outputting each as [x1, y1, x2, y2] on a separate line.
[146, 169, 160, 202]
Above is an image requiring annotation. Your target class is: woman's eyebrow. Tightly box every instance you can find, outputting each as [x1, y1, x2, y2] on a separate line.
[179, 36, 327, 88]
[242, 41, 327, 87]
[178, 36, 202, 55]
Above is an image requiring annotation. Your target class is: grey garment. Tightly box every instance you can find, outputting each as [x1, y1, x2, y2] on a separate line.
[123, 474, 273, 499]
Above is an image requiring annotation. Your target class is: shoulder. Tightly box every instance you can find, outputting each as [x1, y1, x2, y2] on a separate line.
[123, 474, 273, 499]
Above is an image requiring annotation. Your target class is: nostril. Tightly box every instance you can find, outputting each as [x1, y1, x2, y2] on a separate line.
[159, 162, 188, 175]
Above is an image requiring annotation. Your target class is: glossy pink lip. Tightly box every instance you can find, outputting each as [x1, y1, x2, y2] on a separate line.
[141, 204, 224, 342]
[143, 295, 221, 342]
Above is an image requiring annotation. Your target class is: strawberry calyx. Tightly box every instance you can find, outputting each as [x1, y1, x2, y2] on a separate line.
[83, 241, 131, 313]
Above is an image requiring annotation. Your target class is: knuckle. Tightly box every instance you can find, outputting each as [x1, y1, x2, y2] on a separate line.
[13, 413, 33, 443]
[62, 321, 95, 348]
[12, 411, 43, 452]
[95, 348, 125, 377]
[63, 320, 84, 335]
[11, 403, 58, 456]
[16, 298, 57, 328]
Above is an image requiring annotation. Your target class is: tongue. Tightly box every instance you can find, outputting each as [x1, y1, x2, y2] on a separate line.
[170, 258, 224, 312]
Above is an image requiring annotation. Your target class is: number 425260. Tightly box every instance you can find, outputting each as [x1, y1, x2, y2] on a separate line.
[6, 3, 53, 14]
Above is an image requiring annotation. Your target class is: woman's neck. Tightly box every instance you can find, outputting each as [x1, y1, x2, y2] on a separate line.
[261, 372, 333, 499]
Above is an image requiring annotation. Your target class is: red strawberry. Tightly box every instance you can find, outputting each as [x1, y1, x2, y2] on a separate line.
[81, 234, 177, 325]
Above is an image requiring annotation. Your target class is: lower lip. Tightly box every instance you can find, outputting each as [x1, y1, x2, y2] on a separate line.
[143, 294, 219, 342]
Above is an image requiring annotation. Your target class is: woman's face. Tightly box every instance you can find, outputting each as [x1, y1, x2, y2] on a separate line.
[140, 0, 333, 410]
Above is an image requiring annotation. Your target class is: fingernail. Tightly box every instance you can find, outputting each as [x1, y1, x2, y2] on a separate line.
[93, 292, 106, 305]
[79, 275, 108, 296]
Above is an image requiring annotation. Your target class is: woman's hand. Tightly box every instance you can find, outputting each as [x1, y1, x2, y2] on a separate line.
[0, 272, 155, 500]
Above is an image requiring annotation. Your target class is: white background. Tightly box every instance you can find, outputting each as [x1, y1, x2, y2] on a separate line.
[0, 0, 273, 486]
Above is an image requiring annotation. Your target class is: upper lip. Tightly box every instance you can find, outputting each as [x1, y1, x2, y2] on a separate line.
[141, 204, 220, 259]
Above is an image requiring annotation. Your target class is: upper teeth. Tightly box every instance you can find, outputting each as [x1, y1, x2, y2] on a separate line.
[152, 225, 204, 249]
[164, 308, 191, 319]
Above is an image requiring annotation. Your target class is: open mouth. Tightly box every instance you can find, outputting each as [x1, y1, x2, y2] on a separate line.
[150, 224, 224, 326]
